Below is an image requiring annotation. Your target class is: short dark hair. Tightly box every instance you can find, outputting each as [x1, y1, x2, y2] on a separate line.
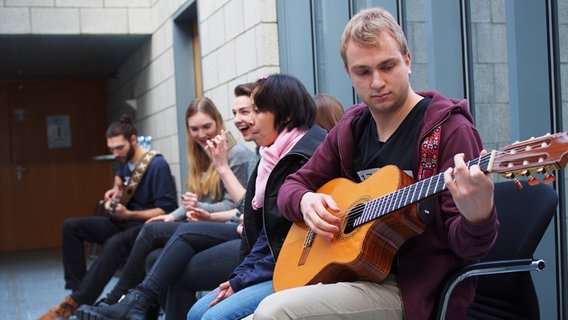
[234, 82, 256, 97]
[106, 114, 137, 139]
[252, 74, 315, 132]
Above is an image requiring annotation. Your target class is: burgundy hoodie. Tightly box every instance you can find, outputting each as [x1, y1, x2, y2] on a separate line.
[277, 91, 499, 320]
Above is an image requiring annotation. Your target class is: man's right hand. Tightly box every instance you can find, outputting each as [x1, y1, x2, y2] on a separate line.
[104, 187, 119, 202]
[300, 192, 342, 241]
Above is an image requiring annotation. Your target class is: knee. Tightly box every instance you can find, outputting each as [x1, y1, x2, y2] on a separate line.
[254, 295, 283, 320]
[145, 248, 162, 273]
[253, 299, 273, 319]
[62, 217, 81, 235]
[103, 232, 131, 254]
[138, 223, 153, 236]
[136, 222, 158, 242]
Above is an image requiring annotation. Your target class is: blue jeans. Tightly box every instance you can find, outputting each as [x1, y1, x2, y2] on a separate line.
[187, 280, 274, 320]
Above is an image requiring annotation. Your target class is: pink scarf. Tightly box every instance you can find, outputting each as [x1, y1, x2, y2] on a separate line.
[251, 128, 307, 210]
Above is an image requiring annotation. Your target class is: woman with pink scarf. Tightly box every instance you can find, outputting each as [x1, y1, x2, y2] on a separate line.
[187, 74, 327, 320]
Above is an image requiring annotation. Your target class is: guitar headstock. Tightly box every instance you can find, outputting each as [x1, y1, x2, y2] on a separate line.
[489, 132, 568, 187]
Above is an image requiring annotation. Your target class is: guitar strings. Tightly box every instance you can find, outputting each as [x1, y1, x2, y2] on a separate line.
[339, 152, 504, 227]
[339, 144, 549, 227]
[344, 146, 549, 226]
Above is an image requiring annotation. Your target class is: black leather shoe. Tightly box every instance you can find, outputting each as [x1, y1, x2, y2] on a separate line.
[74, 288, 155, 320]
[74, 304, 101, 320]
[74, 296, 117, 320]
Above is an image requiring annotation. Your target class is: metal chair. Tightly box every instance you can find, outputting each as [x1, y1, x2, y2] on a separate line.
[436, 180, 558, 319]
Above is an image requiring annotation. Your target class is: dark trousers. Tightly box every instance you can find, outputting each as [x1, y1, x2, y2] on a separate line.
[140, 222, 242, 319]
[104, 221, 185, 303]
[62, 216, 142, 305]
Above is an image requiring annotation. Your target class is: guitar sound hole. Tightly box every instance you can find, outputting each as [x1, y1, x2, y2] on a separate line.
[343, 203, 364, 234]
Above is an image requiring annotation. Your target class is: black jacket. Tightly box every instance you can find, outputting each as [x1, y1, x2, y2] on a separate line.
[229, 125, 327, 291]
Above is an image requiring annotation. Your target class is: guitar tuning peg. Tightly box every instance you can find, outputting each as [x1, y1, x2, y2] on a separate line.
[527, 175, 540, 186]
[543, 173, 556, 184]
[513, 178, 523, 190]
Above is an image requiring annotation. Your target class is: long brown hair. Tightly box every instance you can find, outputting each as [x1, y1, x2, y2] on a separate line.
[184, 97, 226, 200]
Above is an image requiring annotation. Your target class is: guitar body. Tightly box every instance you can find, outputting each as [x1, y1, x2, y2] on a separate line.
[274, 165, 427, 292]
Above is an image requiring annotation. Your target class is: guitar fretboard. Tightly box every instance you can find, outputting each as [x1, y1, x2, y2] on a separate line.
[352, 153, 492, 227]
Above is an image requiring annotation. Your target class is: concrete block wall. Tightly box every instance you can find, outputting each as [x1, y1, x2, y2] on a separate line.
[406, 0, 509, 153]
[469, 0, 509, 153]
[107, 0, 280, 191]
[0, 0, 152, 34]
[560, 0, 568, 132]
[198, 0, 279, 138]
[106, 0, 188, 192]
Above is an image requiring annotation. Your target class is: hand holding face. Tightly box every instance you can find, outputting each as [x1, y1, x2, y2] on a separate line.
[206, 130, 230, 171]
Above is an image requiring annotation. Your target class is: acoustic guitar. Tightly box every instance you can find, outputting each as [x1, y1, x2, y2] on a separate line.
[273, 132, 568, 292]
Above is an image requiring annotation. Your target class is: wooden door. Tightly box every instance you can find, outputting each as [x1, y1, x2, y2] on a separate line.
[0, 80, 114, 252]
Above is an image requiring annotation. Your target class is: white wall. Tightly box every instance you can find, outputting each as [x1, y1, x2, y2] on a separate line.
[198, 0, 278, 141]
[107, 0, 280, 191]
[0, 0, 152, 34]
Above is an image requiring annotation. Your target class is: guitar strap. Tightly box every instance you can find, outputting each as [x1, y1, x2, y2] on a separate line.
[418, 125, 441, 180]
[119, 150, 160, 207]
[417, 125, 442, 224]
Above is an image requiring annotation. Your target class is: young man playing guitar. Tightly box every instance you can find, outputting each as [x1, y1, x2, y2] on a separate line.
[252, 7, 499, 320]
[40, 115, 178, 320]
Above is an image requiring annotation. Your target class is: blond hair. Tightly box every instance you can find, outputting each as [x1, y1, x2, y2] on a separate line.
[340, 7, 409, 67]
[184, 97, 226, 201]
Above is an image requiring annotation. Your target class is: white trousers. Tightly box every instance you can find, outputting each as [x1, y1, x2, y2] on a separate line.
[250, 275, 403, 320]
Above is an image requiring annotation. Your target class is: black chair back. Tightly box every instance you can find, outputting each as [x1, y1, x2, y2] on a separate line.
[468, 180, 557, 319]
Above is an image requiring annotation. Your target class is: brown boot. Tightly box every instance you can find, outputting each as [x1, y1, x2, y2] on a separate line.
[38, 296, 78, 320]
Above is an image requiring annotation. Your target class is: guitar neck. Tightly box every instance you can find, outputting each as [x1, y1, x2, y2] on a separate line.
[353, 153, 492, 227]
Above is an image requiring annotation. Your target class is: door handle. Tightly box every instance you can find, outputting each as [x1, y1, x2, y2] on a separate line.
[16, 165, 29, 181]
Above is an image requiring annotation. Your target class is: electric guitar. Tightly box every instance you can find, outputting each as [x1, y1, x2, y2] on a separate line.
[273, 132, 568, 292]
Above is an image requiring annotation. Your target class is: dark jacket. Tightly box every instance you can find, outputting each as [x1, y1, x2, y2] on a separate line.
[228, 125, 327, 292]
[278, 91, 499, 320]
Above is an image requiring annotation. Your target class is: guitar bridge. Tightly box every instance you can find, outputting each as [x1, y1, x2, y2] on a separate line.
[298, 229, 315, 266]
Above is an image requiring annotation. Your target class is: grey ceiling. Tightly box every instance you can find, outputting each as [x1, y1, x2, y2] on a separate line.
[0, 34, 150, 79]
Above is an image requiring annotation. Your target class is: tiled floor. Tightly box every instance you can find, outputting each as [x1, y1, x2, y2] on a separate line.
[0, 248, 118, 320]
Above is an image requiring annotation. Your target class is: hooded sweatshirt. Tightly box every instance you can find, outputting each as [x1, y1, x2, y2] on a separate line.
[277, 91, 499, 320]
